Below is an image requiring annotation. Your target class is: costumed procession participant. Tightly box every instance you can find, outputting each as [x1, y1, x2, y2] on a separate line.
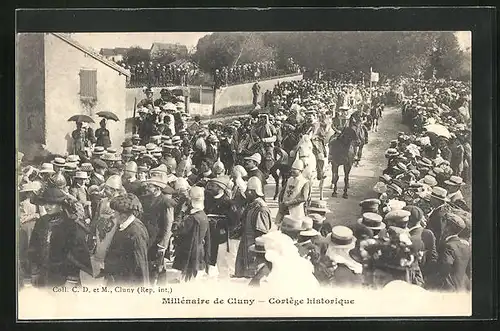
[141, 171, 177, 283]
[234, 177, 272, 278]
[18, 70, 471, 291]
[275, 159, 310, 226]
[172, 186, 211, 282]
[243, 153, 266, 192]
[90, 175, 125, 278]
[104, 194, 149, 286]
[204, 176, 233, 277]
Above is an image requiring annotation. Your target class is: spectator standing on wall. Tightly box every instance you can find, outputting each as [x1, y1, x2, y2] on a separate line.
[252, 80, 261, 107]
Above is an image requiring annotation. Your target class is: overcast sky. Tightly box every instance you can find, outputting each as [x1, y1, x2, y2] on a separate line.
[72, 31, 471, 52]
[71, 32, 211, 52]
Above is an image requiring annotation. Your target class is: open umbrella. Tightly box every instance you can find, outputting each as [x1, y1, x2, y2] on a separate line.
[424, 124, 451, 138]
[68, 115, 94, 123]
[96, 111, 119, 121]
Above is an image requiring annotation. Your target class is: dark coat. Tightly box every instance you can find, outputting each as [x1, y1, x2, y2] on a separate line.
[28, 213, 92, 287]
[172, 210, 211, 280]
[104, 219, 150, 285]
[427, 203, 452, 245]
[410, 226, 438, 278]
[139, 193, 176, 249]
[89, 173, 105, 187]
[95, 128, 112, 148]
[435, 236, 471, 291]
[123, 180, 145, 197]
[333, 264, 364, 287]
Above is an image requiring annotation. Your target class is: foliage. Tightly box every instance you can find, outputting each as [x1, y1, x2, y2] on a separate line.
[123, 46, 150, 66]
[193, 32, 470, 80]
[152, 45, 189, 66]
[193, 33, 276, 73]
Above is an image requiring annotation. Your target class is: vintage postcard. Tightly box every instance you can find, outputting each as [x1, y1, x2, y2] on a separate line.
[16, 29, 474, 319]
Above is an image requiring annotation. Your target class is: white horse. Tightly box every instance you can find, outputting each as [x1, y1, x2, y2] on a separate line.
[293, 133, 316, 182]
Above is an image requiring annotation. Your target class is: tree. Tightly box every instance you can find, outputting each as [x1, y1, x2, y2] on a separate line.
[152, 45, 189, 66]
[193, 31, 467, 80]
[123, 46, 150, 66]
[193, 32, 276, 73]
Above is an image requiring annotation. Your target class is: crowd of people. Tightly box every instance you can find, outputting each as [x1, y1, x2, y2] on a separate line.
[215, 58, 301, 88]
[17, 73, 471, 292]
[125, 58, 302, 90]
[125, 61, 195, 88]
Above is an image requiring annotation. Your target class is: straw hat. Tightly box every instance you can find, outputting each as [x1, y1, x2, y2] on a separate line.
[429, 186, 450, 202]
[299, 217, 320, 237]
[281, 215, 306, 233]
[308, 213, 326, 225]
[444, 175, 465, 187]
[39, 163, 55, 174]
[357, 212, 385, 230]
[73, 171, 88, 179]
[51, 157, 66, 167]
[307, 200, 331, 213]
[66, 154, 80, 163]
[93, 146, 105, 155]
[327, 226, 356, 249]
[19, 181, 43, 193]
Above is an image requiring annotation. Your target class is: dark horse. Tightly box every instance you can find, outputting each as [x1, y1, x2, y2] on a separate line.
[368, 104, 383, 132]
[328, 123, 362, 199]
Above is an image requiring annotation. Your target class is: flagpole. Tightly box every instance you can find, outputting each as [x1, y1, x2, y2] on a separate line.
[369, 67, 373, 105]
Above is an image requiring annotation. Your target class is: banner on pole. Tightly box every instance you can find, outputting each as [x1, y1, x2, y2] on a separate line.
[370, 72, 379, 82]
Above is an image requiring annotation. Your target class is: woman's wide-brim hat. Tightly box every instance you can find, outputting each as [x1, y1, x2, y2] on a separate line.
[145, 175, 168, 189]
[33, 186, 67, 204]
[249, 237, 267, 254]
[110, 193, 143, 216]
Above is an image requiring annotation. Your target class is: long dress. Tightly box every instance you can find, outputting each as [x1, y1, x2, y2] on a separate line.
[234, 198, 272, 278]
[95, 128, 112, 149]
[104, 218, 150, 285]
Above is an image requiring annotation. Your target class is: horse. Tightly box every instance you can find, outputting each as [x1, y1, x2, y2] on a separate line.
[369, 104, 382, 132]
[328, 124, 362, 199]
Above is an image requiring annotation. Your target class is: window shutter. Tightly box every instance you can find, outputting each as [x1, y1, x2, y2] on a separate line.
[79, 69, 97, 99]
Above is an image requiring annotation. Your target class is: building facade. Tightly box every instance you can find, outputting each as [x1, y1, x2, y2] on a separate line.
[17, 33, 130, 158]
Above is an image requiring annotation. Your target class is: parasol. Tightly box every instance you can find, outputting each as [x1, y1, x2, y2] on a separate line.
[67, 115, 94, 123]
[96, 111, 119, 121]
[424, 124, 451, 138]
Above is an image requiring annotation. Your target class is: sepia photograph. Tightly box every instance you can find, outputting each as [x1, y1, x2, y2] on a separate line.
[16, 28, 474, 319]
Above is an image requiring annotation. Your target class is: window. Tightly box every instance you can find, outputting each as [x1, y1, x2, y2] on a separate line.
[79, 69, 97, 100]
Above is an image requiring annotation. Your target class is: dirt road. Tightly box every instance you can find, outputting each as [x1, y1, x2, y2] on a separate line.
[264, 105, 407, 227]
